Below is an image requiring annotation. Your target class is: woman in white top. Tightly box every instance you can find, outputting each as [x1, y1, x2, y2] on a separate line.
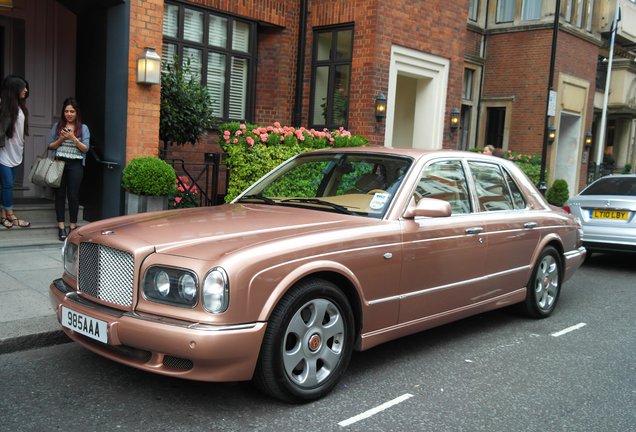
[0, 75, 30, 228]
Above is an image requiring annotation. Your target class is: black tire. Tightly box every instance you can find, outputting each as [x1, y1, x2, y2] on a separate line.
[253, 278, 354, 403]
[520, 246, 562, 318]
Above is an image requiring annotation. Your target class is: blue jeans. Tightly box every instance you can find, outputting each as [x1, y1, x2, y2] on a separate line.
[0, 163, 15, 212]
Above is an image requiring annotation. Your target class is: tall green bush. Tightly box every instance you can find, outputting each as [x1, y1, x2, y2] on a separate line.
[546, 179, 569, 206]
[219, 122, 368, 201]
[160, 58, 217, 151]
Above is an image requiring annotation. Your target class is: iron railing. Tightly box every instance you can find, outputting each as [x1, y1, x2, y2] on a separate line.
[165, 153, 228, 208]
[587, 161, 615, 184]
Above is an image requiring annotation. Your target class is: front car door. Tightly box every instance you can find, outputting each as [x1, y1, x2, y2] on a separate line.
[398, 159, 489, 323]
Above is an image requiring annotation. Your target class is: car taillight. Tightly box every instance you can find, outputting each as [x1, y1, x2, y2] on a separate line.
[563, 205, 571, 213]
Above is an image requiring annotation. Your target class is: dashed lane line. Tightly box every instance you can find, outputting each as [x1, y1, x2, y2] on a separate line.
[551, 322, 587, 337]
[338, 393, 414, 427]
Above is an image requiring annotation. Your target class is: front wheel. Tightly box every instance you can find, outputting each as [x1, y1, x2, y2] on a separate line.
[520, 246, 562, 318]
[254, 279, 355, 403]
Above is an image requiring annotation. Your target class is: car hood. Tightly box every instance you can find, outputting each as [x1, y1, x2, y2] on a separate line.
[75, 204, 380, 260]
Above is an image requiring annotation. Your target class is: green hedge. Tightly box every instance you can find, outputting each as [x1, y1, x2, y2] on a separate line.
[219, 122, 368, 202]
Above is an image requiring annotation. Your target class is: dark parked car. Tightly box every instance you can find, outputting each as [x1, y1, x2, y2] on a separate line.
[50, 147, 585, 402]
[564, 174, 636, 257]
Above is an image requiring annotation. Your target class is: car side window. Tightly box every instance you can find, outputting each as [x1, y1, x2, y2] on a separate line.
[468, 161, 515, 211]
[503, 168, 526, 209]
[415, 160, 471, 214]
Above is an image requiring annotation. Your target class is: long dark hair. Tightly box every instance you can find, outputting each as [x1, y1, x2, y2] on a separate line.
[55, 97, 84, 139]
[0, 75, 29, 138]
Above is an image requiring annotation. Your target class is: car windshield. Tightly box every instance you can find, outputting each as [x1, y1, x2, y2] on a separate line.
[581, 177, 636, 196]
[236, 152, 413, 218]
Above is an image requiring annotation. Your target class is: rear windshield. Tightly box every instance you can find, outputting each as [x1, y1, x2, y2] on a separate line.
[581, 177, 636, 196]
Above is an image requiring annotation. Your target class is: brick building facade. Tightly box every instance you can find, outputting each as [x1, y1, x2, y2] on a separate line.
[2, 0, 635, 220]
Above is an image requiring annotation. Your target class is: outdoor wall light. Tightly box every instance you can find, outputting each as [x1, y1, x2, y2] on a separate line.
[450, 107, 460, 130]
[137, 47, 161, 85]
[584, 131, 593, 149]
[547, 126, 556, 144]
[374, 92, 387, 121]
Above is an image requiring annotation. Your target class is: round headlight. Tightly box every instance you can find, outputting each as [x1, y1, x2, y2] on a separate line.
[203, 268, 228, 313]
[154, 270, 171, 297]
[178, 273, 197, 301]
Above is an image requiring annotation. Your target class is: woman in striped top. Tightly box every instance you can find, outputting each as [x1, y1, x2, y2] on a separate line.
[47, 98, 90, 241]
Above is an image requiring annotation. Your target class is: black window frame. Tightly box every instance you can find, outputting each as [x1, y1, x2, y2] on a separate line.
[162, 1, 257, 123]
[309, 24, 354, 130]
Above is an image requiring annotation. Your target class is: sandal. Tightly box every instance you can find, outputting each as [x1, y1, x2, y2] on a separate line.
[7, 214, 30, 228]
[1, 217, 13, 229]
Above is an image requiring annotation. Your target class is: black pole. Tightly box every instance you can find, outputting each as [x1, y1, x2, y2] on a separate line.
[538, 0, 561, 195]
[293, 0, 308, 127]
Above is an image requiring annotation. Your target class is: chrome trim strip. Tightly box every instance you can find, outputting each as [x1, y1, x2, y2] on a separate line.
[368, 265, 529, 305]
[563, 247, 586, 259]
[53, 278, 257, 332]
[363, 288, 527, 339]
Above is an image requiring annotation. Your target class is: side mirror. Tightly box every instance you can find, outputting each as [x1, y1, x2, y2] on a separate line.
[403, 197, 452, 219]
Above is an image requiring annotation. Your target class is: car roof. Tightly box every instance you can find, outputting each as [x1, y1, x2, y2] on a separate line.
[304, 146, 497, 161]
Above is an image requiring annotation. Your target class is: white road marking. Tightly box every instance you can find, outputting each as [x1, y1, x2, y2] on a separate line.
[338, 393, 414, 427]
[551, 322, 587, 337]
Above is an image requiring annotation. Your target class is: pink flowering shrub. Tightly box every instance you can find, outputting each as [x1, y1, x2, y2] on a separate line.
[169, 175, 201, 208]
[219, 122, 368, 201]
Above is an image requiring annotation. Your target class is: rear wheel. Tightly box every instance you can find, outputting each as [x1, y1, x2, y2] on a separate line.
[520, 246, 562, 318]
[254, 278, 354, 403]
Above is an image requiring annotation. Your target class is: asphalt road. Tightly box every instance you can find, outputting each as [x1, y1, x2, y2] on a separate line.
[1, 253, 634, 432]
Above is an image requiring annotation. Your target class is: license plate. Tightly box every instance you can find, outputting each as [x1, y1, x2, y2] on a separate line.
[62, 306, 108, 344]
[591, 209, 628, 220]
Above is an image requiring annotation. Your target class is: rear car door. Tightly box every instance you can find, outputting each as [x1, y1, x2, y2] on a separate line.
[467, 160, 541, 293]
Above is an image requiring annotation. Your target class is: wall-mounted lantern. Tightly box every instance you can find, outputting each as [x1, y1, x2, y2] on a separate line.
[137, 47, 161, 85]
[547, 126, 556, 144]
[374, 92, 387, 121]
[450, 107, 460, 130]
[584, 131, 593, 150]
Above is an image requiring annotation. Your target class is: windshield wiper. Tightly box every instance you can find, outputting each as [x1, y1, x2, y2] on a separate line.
[280, 198, 355, 215]
[236, 195, 277, 205]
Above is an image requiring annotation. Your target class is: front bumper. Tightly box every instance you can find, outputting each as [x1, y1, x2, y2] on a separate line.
[49, 278, 267, 382]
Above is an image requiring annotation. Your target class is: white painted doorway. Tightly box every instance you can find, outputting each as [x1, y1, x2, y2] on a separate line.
[385, 46, 449, 149]
[554, 112, 581, 195]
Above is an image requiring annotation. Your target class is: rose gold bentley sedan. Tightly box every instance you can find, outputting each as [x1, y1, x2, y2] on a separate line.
[49, 147, 585, 403]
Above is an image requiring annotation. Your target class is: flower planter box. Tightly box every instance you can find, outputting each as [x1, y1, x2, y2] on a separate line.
[125, 191, 168, 214]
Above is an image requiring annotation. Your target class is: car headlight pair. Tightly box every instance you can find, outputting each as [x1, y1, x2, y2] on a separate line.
[142, 266, 229, 313]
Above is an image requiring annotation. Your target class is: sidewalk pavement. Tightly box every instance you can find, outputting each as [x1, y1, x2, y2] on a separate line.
[0, 243, 69, 354]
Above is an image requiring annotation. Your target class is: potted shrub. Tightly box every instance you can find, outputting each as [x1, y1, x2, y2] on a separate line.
[546, 179, 569, 207]
[122, 156, 177, 214]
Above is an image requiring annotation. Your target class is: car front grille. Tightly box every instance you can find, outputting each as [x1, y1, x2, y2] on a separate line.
[78, 243, 135, 307]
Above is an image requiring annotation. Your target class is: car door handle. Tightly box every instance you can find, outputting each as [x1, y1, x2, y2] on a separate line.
[524, 222, 538, 229]
[465, 227, 484, 235]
